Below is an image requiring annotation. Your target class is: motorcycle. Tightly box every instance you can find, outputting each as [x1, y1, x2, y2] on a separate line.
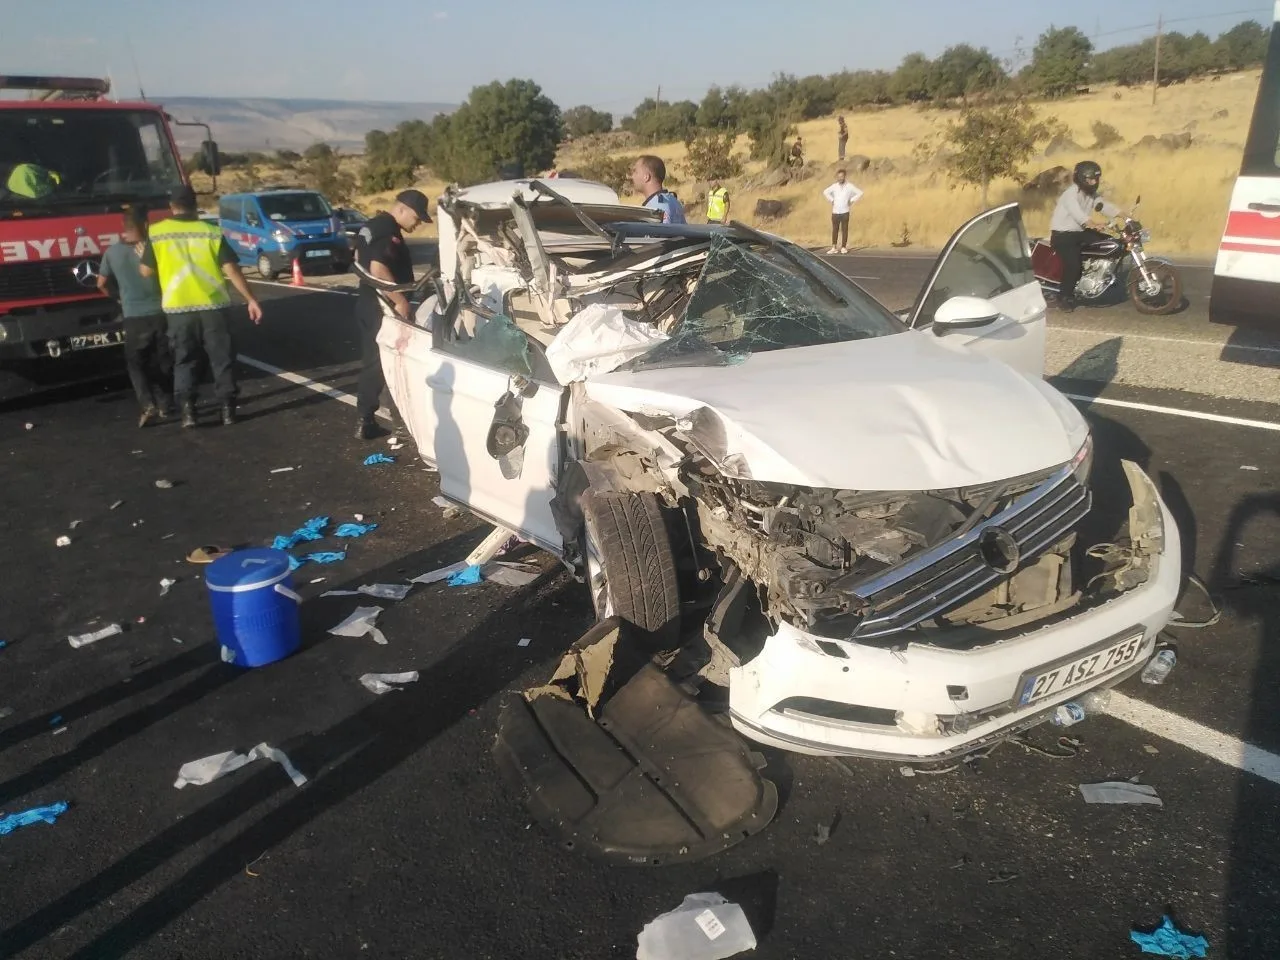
[1031, 197, 1182, 315]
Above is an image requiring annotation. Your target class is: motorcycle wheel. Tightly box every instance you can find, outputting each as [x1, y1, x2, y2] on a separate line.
[1127, 263, 1182, 315]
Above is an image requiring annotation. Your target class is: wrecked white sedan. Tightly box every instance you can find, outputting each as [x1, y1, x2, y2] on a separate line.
[371, 178, 1181, 763]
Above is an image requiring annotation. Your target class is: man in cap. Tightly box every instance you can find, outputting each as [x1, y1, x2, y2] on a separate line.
[352, 189, 432, 440]
[139, 184, 262, 427]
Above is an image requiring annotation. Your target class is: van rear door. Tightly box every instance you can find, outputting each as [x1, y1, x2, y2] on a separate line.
[1211, 1, 1280, 329]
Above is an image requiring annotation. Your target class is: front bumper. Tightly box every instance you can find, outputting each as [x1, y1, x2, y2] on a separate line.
[0, 301, 122, 361]
[727, 462, 1181, 760]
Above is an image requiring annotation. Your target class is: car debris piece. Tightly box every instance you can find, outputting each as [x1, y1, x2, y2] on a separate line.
[68, 624, 123, 648]
[1240, 465, 1259, 471]
[187, 545, 230, 564]
[335, 522, 379, 538]
[357, 583, 412, 601]
[363, 453, 395, 466]
[1130, 914, 1208, 958]
[69, 520, 82, 529]
[447, 564, 483, 587]
[545, 302, 669, 383]
[636, 892, 757, 960]
[160, 578, 177, 597]
[328, 606, 388, 645]
[494, 618, 778, 864]
[518, 638, 532, 647]
[174, 743, 307, 789]
[110, 500, 124, 510]
[24, 422, 34, 431]
[55, 535, 71, 547]
[359, 671, 420, 694]
[155, 479, 175, 489]
[481, 561, 541, 587]
[410, 561, 470, 585]
[270, 467, 296, 474]
[0, 801, 70, 836]
[1078, 781, 1162, 806]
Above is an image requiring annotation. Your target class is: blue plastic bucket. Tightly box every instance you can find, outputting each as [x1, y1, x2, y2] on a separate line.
[205, 547, 302, 667]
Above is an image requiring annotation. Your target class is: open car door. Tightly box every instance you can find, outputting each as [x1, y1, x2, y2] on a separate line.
[906, 203, 1046, 378]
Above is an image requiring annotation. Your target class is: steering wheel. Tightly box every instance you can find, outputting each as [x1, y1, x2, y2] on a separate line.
[90, 166, 134, 190]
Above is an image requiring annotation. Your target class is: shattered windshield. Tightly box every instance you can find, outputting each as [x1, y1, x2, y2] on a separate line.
[621, 235, 905, 371]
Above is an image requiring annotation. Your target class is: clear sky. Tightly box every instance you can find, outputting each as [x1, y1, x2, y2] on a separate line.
[3, 0, 1272, 114]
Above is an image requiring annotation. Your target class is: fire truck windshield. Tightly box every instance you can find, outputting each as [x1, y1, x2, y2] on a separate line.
[0, 108, 184, 211]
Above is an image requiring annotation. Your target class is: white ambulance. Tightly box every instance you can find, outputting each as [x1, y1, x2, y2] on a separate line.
[1212, 1, 1280, 327]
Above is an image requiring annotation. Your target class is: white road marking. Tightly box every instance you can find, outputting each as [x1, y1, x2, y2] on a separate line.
[1063, 391, 1280, 432]
[1107, 692, 1280, 787]
[236, 354, 392, 421]
[251, 278, 356, 295]
[1054, 326, 1280, 356]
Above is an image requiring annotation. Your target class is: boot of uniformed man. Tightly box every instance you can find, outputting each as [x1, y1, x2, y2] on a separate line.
[352, 189, 430, 440]
[140, 184, 263, 427]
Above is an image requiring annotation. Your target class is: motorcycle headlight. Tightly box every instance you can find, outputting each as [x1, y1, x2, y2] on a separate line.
[1070, 434, 1094, 486]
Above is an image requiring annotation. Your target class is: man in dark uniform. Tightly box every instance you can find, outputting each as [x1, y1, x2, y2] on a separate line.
[352, 189, 431, 440]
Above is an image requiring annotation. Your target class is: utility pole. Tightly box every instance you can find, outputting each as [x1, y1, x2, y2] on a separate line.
[1152, 13, 1163, 106]
[655, 84, 661, 106]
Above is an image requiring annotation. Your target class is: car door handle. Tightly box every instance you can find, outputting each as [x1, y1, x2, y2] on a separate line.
[1247, 202, 1280, 213]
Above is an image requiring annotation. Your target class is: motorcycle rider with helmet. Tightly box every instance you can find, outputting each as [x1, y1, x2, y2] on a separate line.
[1050, 160, 1123, 312]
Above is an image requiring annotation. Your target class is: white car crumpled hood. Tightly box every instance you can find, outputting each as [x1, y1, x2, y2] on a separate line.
[583, 332, 1088, 491]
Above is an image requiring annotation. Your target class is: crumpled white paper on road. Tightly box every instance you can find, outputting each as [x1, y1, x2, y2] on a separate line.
[174, 742, 308, 789]
[328, 606, 387, 645]
[359, 671, 420, 695]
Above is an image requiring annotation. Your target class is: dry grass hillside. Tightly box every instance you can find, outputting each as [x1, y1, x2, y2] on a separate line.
[557, 70, 1262, 255]
[194, 71, 1260, 257]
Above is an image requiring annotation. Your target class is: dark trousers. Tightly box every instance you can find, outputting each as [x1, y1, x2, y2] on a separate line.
[831, 212, 850, 248]
[168, 309, 236, 403]
[355, 300, 385, 421]
[838, 136, 847, 160]
[1050, 228, 1109, 302]
[123, 313, 173, 411]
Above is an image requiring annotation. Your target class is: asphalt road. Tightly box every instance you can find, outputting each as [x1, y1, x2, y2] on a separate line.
[2, 282, 1280, 959]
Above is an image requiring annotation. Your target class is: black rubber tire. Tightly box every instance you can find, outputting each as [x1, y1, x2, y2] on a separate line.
[257, 252, 278, 281]
[1127, 262, 1182, 315]
[582, 492, 682, 647]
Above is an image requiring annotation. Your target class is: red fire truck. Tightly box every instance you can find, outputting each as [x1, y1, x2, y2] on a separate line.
[0, 75, 217, 382]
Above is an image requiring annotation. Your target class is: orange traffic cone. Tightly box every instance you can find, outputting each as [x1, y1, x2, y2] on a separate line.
[291, 258, 304, 286]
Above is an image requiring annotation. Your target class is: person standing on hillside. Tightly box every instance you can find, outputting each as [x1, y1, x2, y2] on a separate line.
[351, 188, 432, 440]
[632, 156, 686, 224]
[98, 206, 173, 427]
[822, 169, 863, 255]
[706, 178, 730, 225]
[139, 184, 263, 427]
[837, 116, 848, 161]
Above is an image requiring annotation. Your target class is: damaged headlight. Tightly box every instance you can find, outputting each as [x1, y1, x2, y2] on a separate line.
[1070, 434, 1093, 486]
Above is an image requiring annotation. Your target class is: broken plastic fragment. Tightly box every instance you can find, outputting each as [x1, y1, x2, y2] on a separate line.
[481, 561, 540, 587]
[518, 638, 532, 648]
[270, 466, 295, 474]
[447, 564, 483, 587]
[155, 478, 174, 489]
[68, 623, 123, 648]
[0, 801, 69, 835]
[357, 583, 412, 601]
[636, 893, 756, 960]
[160, 578, 177, 596]
[1130, 914, 1208, 958]
[55, 535, 71, 547]
[335, 522, 378, 538]
[69, 520, 82, 529]
[110, 500, 124, 510]
[359, 671, 420, 695]
[410, 561, 470, 585]
[173, 743, 307, 789]
[1078, 781, 1162, 806]
[328, 606, 388, 645]
[363, 453, 395, 466]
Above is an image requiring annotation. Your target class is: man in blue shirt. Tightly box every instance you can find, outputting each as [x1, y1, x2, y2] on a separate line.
[631, 155, 686, 224]
[98, 206, 174, 427]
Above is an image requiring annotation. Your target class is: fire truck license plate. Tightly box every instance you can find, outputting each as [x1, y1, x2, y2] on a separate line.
[69, 331, 124, 351]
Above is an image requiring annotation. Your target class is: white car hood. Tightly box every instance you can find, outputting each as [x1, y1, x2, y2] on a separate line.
[583, 331, 1088, 491]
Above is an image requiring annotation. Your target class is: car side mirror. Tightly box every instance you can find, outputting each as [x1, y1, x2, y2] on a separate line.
[932, 296, 1000, 335]
[203, 140, 221, 176]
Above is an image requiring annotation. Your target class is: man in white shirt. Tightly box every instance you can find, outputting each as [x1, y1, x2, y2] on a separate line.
[1050, 159, 1123, 311]
[822, 169, 863, 255]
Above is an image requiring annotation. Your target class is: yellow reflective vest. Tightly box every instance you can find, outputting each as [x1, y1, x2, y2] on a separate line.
[707, 187, 729, 222]
[148, 217, 230, 313]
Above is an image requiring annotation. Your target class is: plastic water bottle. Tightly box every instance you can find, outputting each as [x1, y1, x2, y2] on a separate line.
[1049, 690, 1111, 727]
[1141, 649, 1177, 685]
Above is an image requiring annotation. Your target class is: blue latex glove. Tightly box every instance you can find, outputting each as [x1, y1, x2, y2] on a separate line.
[273, 516, 330, 550]
[447, 564, 483, 587]
[364, 453, 396, 466]
[1130, 916, 1209, 959]
[0, 801, 69, 835]
[335, 522, 378, 538]
[302, 551, 347, 565]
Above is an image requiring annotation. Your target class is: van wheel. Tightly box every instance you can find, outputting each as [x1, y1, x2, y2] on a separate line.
[581, 491, 681, 650]
[257, 253, 278, 281]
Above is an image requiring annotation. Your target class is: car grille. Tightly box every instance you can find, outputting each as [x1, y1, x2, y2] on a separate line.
[0, 259, 94, 302]
[844, 464, 1091, 640]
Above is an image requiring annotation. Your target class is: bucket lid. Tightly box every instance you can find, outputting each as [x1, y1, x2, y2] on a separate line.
[206, 548, 293, 593]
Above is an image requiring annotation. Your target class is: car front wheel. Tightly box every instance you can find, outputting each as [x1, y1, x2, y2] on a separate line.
[581, 491, 681, 649]
[257, 253, 278, 281]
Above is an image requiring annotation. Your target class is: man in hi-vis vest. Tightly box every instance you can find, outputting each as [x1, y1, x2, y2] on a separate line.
[140, 184, 263, 427]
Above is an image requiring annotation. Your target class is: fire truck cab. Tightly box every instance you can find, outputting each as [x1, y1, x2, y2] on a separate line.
[0, 76, 199, 370]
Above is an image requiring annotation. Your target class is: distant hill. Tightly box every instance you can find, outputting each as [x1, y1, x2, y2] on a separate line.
[156, 96, 455, 154]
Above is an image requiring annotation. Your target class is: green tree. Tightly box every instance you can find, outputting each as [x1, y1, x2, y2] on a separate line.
[892, 52, 935, 102]
[301, 143, 355, 203]
[936, 97, 1058, 206]
[563, 105, 613, 138]
[303, 142, 335, 163]
[621, 98, 698, 144]
[683, 130, 742, 181]
[1215, 20, 1269, 70]
[1027, 26, 1093, 98]
[435, 79, 562, 184]
[696, 86, 736, 129]
[927, 44, 1007, 100]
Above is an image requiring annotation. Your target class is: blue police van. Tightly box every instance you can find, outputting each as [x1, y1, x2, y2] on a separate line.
[217, 187, 351, 280]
